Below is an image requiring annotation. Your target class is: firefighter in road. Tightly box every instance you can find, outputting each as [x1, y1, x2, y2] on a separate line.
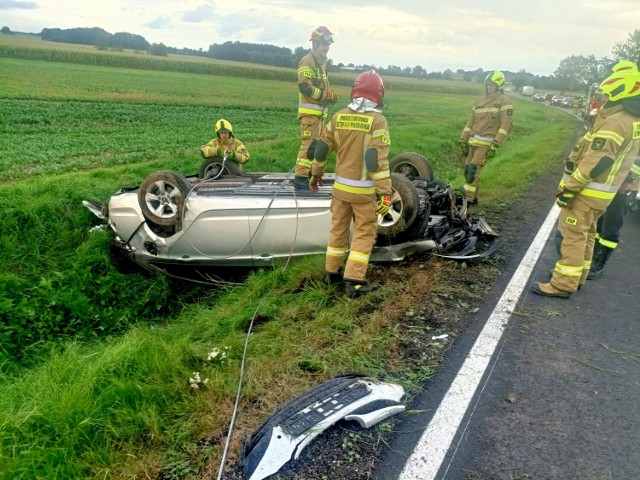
[459, 70, 514, 204]
[293, 26, 340, 190]
[310, 70, 391, 298]
[532, 69, 640, 298]
[200, 118, 250, 173]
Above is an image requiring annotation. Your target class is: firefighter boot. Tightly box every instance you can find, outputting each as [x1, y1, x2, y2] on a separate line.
[324, 268, 344, 286]
[293, 175, 310, 191]
[587, 243, 614, 280]
[531, 282, 571, 299]
[345, 280, 377, 298]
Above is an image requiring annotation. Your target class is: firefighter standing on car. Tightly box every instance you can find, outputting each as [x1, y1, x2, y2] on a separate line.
[310, 70, 391, 298]
[293, 26, 340, 191]
[200, 118, 250, 172]
[458, 70, 514, 204]
[531, 68, 640, 298]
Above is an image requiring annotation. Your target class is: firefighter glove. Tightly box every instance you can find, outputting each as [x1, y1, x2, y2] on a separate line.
[225, 149, 236, 159]
[217, 146, 225, 157]
[555, 190, 576, 208]
[324, 90, 340, 104]
[376, 195, 392, 216]
[309, 175, 324, 192]
[459, 141, 469, 156]
[486, 144, 498, 159]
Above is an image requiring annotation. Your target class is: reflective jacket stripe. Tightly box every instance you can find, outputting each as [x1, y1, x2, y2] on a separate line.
[334, 182, 376, 195]
[474, 107, 499, 113]
[296, 158, 313, 168]
[595, 130, 625, 146]
[469, 138, 493, 147]
[371, 169, 390, 181]
[298, 102, 326, 116]
[336, 175, 374, 187]
[499, 104, 513, 111]
[498, 128, 509, 136]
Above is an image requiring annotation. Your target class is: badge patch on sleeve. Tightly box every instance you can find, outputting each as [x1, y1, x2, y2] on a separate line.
[507, 108, 513, 117]
[565, 216, 578, 226]
[591, 138, 606, 150]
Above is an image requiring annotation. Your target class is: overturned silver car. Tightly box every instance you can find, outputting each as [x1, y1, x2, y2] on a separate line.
[84, 153, 502, 283]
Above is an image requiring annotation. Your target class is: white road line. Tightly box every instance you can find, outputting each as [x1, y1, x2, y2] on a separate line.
[399, 205, 560, 480]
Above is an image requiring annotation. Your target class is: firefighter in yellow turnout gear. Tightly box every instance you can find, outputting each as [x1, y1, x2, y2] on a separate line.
[310, 70, 391, 298]
[532, 68, 640, 298]
[459, 70, 513, 204]
[200, 119, 250, 171]
[293, 26, 340, 190]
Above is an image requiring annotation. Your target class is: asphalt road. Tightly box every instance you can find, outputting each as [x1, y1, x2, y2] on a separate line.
[374, 201, 640, 478]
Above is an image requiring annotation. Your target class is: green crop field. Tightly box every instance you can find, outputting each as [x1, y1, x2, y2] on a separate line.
[0, 37, 580, 479]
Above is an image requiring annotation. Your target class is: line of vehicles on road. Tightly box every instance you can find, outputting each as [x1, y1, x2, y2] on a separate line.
[526, 84, 606, 126]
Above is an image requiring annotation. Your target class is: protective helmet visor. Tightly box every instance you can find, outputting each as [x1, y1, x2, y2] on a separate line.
[318, 32, 334, 44]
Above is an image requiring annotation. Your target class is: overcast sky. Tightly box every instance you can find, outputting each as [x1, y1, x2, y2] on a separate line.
[2, 0, 638, 75]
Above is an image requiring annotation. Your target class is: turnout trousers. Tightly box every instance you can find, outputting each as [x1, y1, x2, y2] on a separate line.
[463, 145, 489, 203]
[294, 115, 324, 177]
[551, 196, 605, 292]
[325, 195, 378, 282]
[596, 192, 627, 248]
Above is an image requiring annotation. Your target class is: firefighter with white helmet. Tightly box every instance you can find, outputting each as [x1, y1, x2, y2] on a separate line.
[310, 70, 391, 298]
[200, 118, 250, 170]
[532, 68, 640, 298]
[459, 70, 514, 204]
[293, 26, 340, 190]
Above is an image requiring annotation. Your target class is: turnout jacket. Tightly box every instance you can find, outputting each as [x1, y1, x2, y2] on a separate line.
[561, 104, 640, 210]
[312, 107, 392, 203]
[200, 137, 250, 165]
[460, 91, 514, 146]
[297, 50, 330, 119]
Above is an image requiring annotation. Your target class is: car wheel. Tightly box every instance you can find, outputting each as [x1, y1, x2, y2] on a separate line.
[389, 152, 433, 181]
[138, 171, 191, 227]
[377, 173, 419, 238]
[199, 156, 243, 179]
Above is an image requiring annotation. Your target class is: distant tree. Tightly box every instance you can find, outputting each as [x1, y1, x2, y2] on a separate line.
[149, 42, 168, 56]
[293, 46, 307, 65]
[612, 29, 640, 66]
[1, 26, 13, 35]
[111, 32, 149, 50]
[554, 55, 596, 92]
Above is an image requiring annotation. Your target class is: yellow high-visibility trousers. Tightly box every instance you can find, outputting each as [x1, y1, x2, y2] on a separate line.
[294, 115, 323, 177]
[326, 195, 378, 281]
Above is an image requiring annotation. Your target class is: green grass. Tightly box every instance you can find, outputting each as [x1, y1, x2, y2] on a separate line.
[0, 54, 580, 479]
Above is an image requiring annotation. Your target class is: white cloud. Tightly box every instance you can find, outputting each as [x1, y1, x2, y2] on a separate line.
[183, 4, 215, 23]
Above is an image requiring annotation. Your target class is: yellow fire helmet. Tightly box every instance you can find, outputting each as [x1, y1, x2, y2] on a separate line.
[612, 60, 638, 73]
[215, 118, 233, 137]
[484, 70, 505, 88]
[600, 70, 640, 102]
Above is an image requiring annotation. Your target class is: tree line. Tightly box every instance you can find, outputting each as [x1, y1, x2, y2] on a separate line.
[3, 25, 639, 92]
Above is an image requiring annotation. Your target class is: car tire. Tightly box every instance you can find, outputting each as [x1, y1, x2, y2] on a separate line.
[199, 156, 243, 179]
[377, 173, 420, 238]
[138, 171, 191, 227]
[389, 152, 433, 181]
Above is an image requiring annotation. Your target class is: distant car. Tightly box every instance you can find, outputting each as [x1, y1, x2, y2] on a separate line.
[544, 93, 554, 102]
[561, 96, 575, 108]
[532, 93, 546, 102]
[521, 86, 534, 96]
[551, 95, 565, 106]
[83, 154, 502, 283]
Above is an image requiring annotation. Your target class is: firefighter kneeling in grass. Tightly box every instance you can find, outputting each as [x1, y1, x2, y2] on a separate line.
[200, 118, 250, 172]
[531, 69, 640, 298]
[458, 70, 513, 205]
[310, 70, 391, 298]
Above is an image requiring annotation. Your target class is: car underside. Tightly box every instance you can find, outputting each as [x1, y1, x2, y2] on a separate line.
[84, 153, 502, 284]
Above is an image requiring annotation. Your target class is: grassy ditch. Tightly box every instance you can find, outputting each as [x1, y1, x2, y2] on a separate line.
[0, 55, 580, 478]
